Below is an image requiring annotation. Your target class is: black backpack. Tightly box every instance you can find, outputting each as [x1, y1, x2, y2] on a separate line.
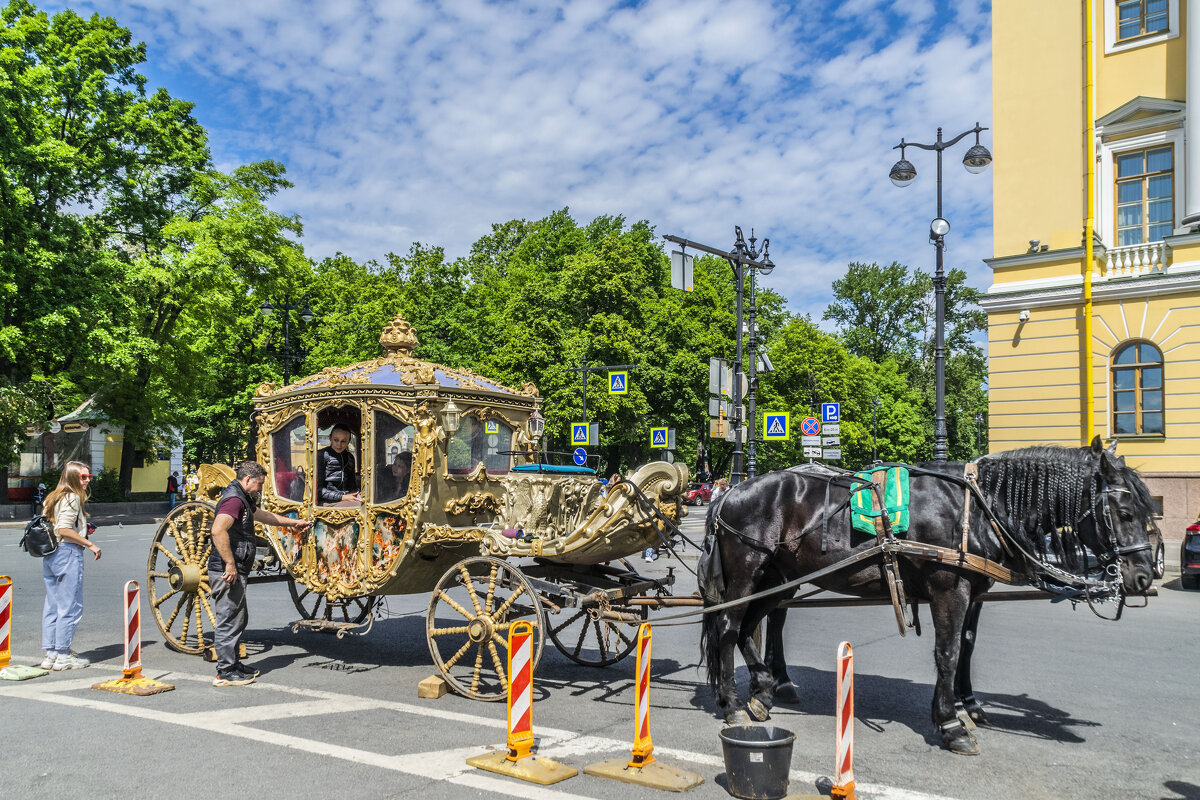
[19, 514, 59, 557]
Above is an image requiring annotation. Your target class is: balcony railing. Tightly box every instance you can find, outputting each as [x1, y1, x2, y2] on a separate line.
[1101, 241, 1170, 278]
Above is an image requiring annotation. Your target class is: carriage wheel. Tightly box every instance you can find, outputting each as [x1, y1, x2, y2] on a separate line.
[288, 578, 380, 624]
[546, 601, 646, 667]
[426, 556, 545, 701]
[146, 501, 218, 655]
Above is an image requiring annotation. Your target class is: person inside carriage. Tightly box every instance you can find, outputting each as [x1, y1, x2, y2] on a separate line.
[318, 423, 360, 506]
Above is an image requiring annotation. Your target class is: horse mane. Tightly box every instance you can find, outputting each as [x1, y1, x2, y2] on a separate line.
[975, 445, 1098, 556]
[975, 445, 1158, 558]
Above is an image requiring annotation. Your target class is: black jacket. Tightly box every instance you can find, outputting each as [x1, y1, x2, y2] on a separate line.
[317, 446, 358, 504]
[208, 480, 259, 575]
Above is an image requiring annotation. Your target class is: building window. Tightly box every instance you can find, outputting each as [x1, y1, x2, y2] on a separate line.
[1116, 0, 1168, 40]
[1115, 145, 1173, 245]
[1112, 341, 1164, 436]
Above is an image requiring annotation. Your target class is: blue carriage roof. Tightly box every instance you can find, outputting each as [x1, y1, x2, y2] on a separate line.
[254, 314, 538, 402]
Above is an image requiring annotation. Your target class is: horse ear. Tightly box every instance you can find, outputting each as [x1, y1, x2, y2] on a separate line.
[1105, 439, 1118, 456]
[1089, 435, 1104, 456]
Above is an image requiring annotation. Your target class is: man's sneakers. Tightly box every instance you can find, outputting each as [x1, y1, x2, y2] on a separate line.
[213, 671, 255, 687]
[233, 662, 260, 678]
[52, 652, 90, 671]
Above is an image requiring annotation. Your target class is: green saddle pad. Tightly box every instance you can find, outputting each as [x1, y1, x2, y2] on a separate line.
[850, 466, 910, 536]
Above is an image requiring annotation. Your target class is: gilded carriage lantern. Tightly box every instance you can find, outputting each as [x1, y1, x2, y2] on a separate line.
[147, 313, 688, 699]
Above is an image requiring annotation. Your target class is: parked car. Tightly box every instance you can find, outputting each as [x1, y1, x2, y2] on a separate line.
[1150, 527, 1165, 580]
[684, 482, 713, 505]
[1182, 518, 1200, 590]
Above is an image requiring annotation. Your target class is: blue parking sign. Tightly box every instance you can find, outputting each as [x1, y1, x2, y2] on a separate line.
[821, 402, 840, 424]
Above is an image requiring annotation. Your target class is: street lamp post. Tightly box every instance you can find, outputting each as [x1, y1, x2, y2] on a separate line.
[974, 411, 985, 456]
[663, 227, 774, 485]
[872, 396, 882, 464]
[889, 122, 992, 461]
[260, 293, 316, 385]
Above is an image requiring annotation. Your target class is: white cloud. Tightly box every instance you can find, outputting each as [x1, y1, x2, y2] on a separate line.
[49, 0, 993, 326]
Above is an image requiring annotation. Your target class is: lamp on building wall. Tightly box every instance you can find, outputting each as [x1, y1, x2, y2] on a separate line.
[888, 122, 992, 461]
[527, 409, 545, 439]
[1018, 309, 1031, 322]
[441, 400, 461, 434]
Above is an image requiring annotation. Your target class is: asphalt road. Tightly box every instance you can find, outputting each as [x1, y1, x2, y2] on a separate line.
[1, 514, 1198, 800]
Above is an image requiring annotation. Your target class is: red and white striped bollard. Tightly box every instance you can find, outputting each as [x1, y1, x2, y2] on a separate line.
[628, 622, 654, 767]
[831, 640, 857, 800]
[0, 575, 11, 668]
[122, 580, 143, 680]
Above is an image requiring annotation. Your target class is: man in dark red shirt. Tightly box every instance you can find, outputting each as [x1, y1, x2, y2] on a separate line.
[209, 461, 312, 686]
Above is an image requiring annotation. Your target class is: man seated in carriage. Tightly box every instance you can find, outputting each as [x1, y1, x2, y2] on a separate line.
[318, 424, 360, 506]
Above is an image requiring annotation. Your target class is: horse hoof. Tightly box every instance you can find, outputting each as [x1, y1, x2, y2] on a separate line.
[725, 709, 752, 725]
[748, 698, 771, 721]
[774, 682, 800, 703]
[967, 706, 990, 726]
[941, 729, 980, 756]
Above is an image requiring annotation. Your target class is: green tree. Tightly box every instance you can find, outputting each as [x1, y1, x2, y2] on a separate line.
[823, 261, 930, 363]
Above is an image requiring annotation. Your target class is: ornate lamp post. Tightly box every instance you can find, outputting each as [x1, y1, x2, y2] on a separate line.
[663, 227, 774, 485]
[889, 123, 991, 461]
[260, 293, 316, 385]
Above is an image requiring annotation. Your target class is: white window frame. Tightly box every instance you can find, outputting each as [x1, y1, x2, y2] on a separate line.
[1095, 128, 1184, 246]
[1104, 0, 1179, 54]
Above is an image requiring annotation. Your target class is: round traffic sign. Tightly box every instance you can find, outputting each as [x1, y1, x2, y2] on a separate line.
[573, 447, 588, 466]
[801, 417, 820, 436]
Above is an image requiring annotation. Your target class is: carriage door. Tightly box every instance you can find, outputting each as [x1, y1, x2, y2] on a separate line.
[369, 409, 414, 576]
[311, 405, 364, 588]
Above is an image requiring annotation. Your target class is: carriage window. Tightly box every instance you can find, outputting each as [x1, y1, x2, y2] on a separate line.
[271, 416, 307, 502]
[447, 417, 513, 475]
[1112, 341, 1164, 436]
[374, 410, 414, 504]
[316, 406, 362, 506]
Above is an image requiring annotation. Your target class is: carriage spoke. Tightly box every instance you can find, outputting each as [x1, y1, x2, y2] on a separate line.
[612, 622, 636, 649]
[593, 619, 609, 661]
[483, 565, 499, 615]
[180, 597, 195, 645]
[491, 585, 528, 620]
[429, 624, 471, 637]
[571, 615, 590, 657]
[471, 645, 485, 693]
[149, 572, 171, 580]
[550, 609, 588, 637]
[168, 522, 190, 562]
[198, 591, 217, 629]
[164, 594, 187, 630]
[443, 638, 475, 670]
[153, 543, 185, 569]
[459, 565, 485, 616]
[434, 590, 475, 621]
[487, 641, 508, 686]
[194, 597, 203, 647]
[152, 586, 182, 608]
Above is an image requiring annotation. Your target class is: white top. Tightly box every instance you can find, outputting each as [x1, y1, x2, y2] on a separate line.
[52, 494, 85, 534]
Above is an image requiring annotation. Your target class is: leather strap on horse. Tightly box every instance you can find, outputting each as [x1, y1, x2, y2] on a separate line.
[887, 540, 1020, 585]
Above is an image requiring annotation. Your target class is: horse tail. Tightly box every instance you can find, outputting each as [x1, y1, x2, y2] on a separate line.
[699, 500, 724, 694]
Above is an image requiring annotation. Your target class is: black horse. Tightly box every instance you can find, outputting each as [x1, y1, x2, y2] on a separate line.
[698, 438, 1157, 755]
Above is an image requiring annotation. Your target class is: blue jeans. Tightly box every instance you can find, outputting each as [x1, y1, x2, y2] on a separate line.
[208, 571, 248, 675]
[42, 543, 85, 654]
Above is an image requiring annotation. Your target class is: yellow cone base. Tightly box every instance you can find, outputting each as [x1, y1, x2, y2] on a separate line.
[466, 751, 578, 785]
[92, 676, 176, 696]
[0, 665, 49, 681]
[583, 758, 705, 792]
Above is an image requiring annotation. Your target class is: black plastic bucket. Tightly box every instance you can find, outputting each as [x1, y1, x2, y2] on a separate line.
[718, 724, 796, 800]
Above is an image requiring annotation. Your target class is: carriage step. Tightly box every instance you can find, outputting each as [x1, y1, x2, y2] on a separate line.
[290, 618, 372, 638]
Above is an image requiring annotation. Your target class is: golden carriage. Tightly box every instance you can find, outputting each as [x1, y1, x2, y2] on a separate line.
[147, 314, 689, 698]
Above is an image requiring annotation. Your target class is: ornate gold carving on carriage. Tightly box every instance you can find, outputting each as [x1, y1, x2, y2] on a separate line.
[147, 313, 688, 698]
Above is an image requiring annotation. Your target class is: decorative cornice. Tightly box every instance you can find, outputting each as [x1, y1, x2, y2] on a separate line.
[985, 246, 1093, 272]
[980, 269, 1200, 312]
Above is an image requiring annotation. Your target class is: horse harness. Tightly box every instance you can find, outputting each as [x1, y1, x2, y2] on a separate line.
[707, 461, 1137, 634]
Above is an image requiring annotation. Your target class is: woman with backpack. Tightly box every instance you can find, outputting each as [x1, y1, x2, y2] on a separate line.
[40, 461, 101, 671]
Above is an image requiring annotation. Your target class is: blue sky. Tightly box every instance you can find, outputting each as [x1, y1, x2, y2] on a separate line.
[49, 0, 992, 322]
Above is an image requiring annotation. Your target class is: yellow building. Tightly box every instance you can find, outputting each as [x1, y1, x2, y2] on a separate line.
[984, 0, 1200, 535]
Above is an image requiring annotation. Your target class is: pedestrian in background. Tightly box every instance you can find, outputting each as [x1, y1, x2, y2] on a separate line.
[166, 470, 180, 509]
[40, 461, 101, 671]
[208, 461, 312, 686]
[710, 477, 730, 501]
[33, 481, 46, 517]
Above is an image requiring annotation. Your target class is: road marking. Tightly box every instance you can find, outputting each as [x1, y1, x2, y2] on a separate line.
[1, 669, 963, 800]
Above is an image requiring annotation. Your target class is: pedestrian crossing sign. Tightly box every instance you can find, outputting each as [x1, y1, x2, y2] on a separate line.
[763, 412, 789, 441]
[572, 423, 591, 445]
[609, 371, 628, 394]
[650, 427, 668, 448]
[485, 420, 499, 434]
